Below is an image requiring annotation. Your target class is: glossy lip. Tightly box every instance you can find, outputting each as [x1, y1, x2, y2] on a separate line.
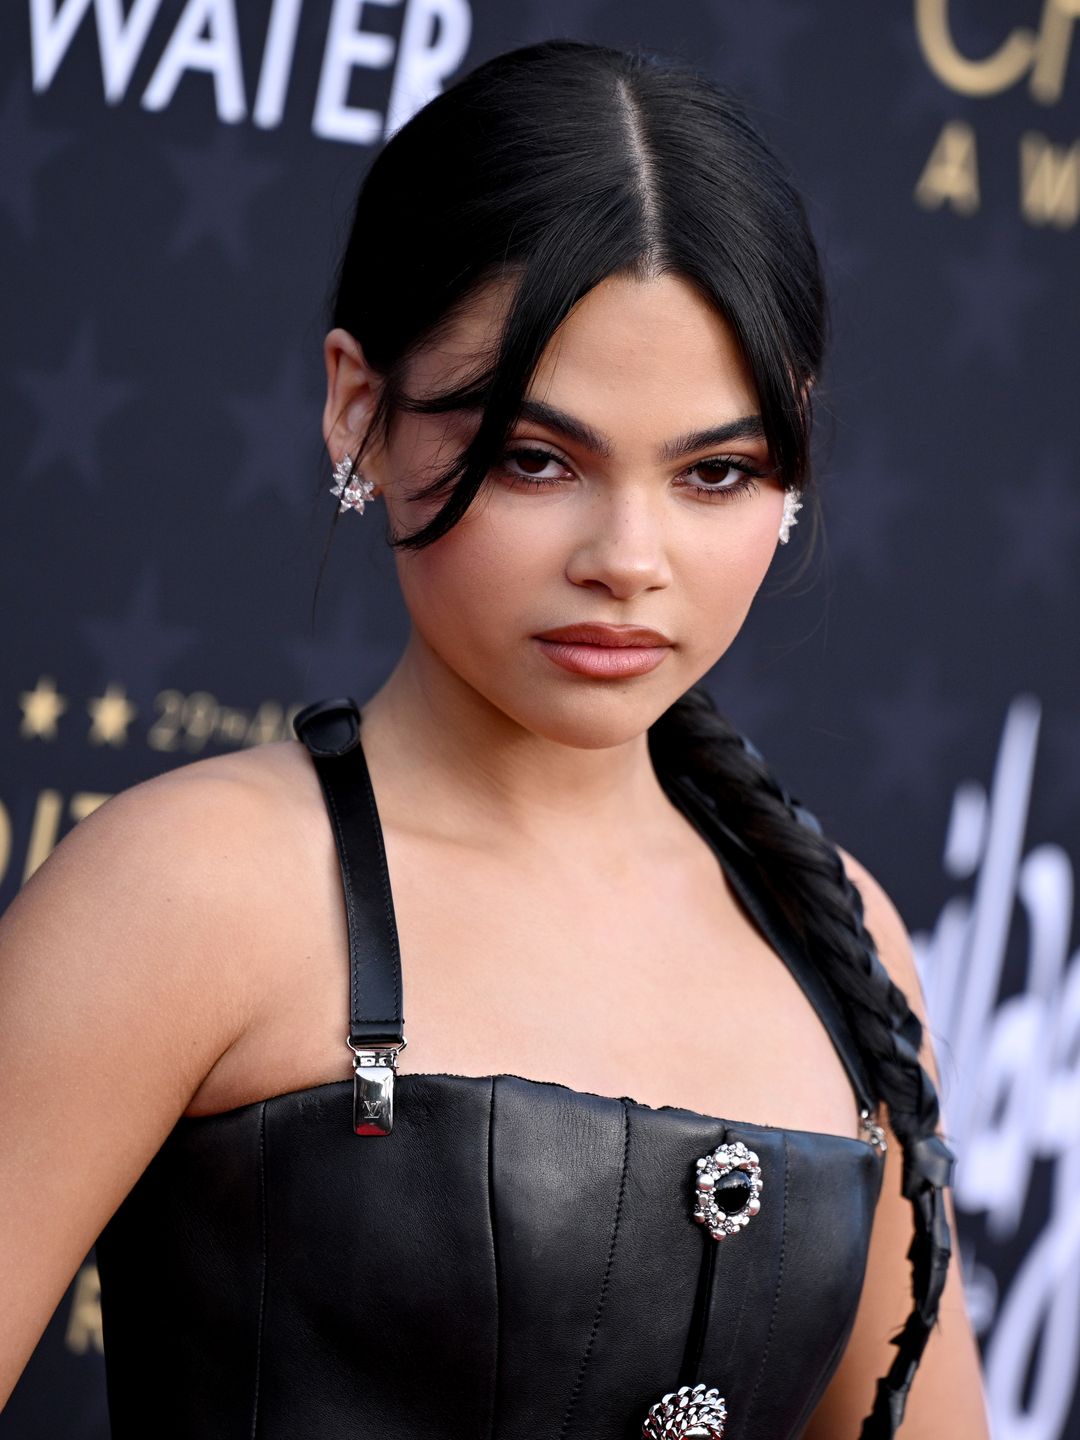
[532, 622, 673, 679]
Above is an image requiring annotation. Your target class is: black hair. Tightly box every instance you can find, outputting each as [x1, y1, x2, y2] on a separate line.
[327, 37, 819, 550]
[327, 38, 953, 1434]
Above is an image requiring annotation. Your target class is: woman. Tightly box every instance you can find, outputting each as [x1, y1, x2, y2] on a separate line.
[0, 38, 987, 1439]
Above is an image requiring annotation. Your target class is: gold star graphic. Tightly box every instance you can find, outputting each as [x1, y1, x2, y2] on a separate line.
[87, 685, 137, 747]
[19, 675, 68, 740]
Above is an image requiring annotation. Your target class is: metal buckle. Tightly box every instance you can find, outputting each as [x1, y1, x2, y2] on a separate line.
[347, 1034, 407, 1136]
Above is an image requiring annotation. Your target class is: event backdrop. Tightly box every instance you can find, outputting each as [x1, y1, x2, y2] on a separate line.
[2, 2, 1078, 1437]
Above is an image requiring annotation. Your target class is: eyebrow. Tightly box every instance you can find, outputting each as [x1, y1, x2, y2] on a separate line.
[514, 398, 768, 462]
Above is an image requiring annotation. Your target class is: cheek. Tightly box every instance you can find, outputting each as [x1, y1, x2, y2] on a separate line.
[394, 502, 553, 655]
[680, 500, 782, 653]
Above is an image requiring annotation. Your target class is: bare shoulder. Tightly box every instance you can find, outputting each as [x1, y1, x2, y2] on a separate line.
[0, 738, 324, 1402]
[41, 736, 320, 896]
[15, 742, 292, 934]
[2, 737, 322, 1071]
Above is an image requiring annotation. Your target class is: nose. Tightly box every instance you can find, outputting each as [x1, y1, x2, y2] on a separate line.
[564, 486, 673, 600]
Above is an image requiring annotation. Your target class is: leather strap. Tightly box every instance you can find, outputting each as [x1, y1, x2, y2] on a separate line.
[292, 697, 405, 1047]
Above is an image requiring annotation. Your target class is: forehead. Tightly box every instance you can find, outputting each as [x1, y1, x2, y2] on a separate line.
[406, 271, 761, 433]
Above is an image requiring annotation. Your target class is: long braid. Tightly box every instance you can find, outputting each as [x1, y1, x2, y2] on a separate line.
[649, 684, 955, 1436]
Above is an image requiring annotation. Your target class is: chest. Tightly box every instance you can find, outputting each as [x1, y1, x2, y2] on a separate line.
[195, 810, 859, 1135]
[386, 834, 858, 1130]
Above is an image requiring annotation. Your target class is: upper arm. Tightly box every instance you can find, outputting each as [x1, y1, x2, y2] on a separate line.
[804, 848, 990, 1438]
[0, 765, 265, 1406]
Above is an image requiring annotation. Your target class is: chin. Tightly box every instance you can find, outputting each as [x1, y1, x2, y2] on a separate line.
[503, 686, 682, 752]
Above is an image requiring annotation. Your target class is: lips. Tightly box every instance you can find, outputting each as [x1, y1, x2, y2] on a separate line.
[533, 623, 673, 647]
[532, 623, 673, 679]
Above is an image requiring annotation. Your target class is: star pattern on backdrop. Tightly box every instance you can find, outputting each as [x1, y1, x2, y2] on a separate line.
[19, 675, 68, 740]
[817, 432, 913, 584]
[858, 655, 976, 807]
[15, 317, 134, 488]
[223, 351, 326, 511]
[0, 75, 75, 241]
[163, 125, 281, 269]
[283, 598, 405, 706]
[87, 683, 138, 747]
[992, 446, 1080, 605]
[944, 228, 1047, 372]
[706, 0, 815, 113]
[80, 564, 198, 715]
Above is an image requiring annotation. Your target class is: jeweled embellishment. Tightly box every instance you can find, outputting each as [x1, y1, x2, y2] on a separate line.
[330, 456, 375, 514]
[641, 1382, 727, 1438]
[692, 1140, 762, 1242]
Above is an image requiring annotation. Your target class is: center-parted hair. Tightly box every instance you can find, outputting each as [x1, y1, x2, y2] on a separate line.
[329, 36, 820, 549]
[327, 39, 954, 1435]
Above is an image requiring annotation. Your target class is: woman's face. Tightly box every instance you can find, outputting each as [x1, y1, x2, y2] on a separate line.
[331, 271, 788, 750]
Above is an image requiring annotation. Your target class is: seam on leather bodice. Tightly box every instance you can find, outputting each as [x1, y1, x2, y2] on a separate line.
[558, 1098, 631, 1439]
[250, 1100, 269, 1440]
[485, 1077, 500, 1440]
[746, 1131, 790, 1423]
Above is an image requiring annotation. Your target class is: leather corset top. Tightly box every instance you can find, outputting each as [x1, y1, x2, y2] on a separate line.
[95, 698, 886, 1440]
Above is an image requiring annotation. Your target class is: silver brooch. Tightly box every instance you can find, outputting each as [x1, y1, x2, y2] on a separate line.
[692, 1139, 762, 1242]
[642, 1383, 727, 1438]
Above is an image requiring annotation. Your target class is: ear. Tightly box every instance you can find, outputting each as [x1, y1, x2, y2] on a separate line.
[322, 327, 388, 493]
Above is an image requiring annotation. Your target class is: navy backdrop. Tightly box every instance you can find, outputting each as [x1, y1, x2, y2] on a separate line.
[2, 3, 1079, 1437]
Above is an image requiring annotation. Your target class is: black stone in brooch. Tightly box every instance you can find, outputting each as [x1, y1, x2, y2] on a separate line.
[692, 1140, 762, 1242]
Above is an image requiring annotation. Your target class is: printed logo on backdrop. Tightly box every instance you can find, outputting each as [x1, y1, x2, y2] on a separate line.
[914, 0, 1080, 227]
[914, 696, 1080, 1440]
[28, 0, 473, 143]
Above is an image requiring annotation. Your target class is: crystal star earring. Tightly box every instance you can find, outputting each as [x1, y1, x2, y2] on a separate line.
[778, 487, 803, 544]
[330, 453, 376, 515]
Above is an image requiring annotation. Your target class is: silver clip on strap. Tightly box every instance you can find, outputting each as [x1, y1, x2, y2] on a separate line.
[348, 1035, 408, 1136]
[860, 1107, 888, 1154]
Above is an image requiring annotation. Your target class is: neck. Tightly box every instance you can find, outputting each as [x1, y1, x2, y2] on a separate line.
[356, 629, 674, 845]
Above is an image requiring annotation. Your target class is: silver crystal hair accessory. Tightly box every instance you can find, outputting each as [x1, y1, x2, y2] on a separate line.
[330, 453, 376, 515]
[642, 1383, 727, 1438]
[778, 487, 803, 544]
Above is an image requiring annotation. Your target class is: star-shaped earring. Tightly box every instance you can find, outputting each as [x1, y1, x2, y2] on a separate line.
[778, 488, 803, 544]
[330, 453, 376, 515]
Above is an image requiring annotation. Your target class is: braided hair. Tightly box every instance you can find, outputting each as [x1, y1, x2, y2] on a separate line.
[649, 686, 955, 1434]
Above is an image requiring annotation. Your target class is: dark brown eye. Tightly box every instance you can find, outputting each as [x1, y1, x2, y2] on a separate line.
[512, 450, 556, 475]
[493, 447, 568, 486]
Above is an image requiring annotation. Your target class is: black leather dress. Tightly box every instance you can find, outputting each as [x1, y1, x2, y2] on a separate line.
[95, 698, 887, 1440]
